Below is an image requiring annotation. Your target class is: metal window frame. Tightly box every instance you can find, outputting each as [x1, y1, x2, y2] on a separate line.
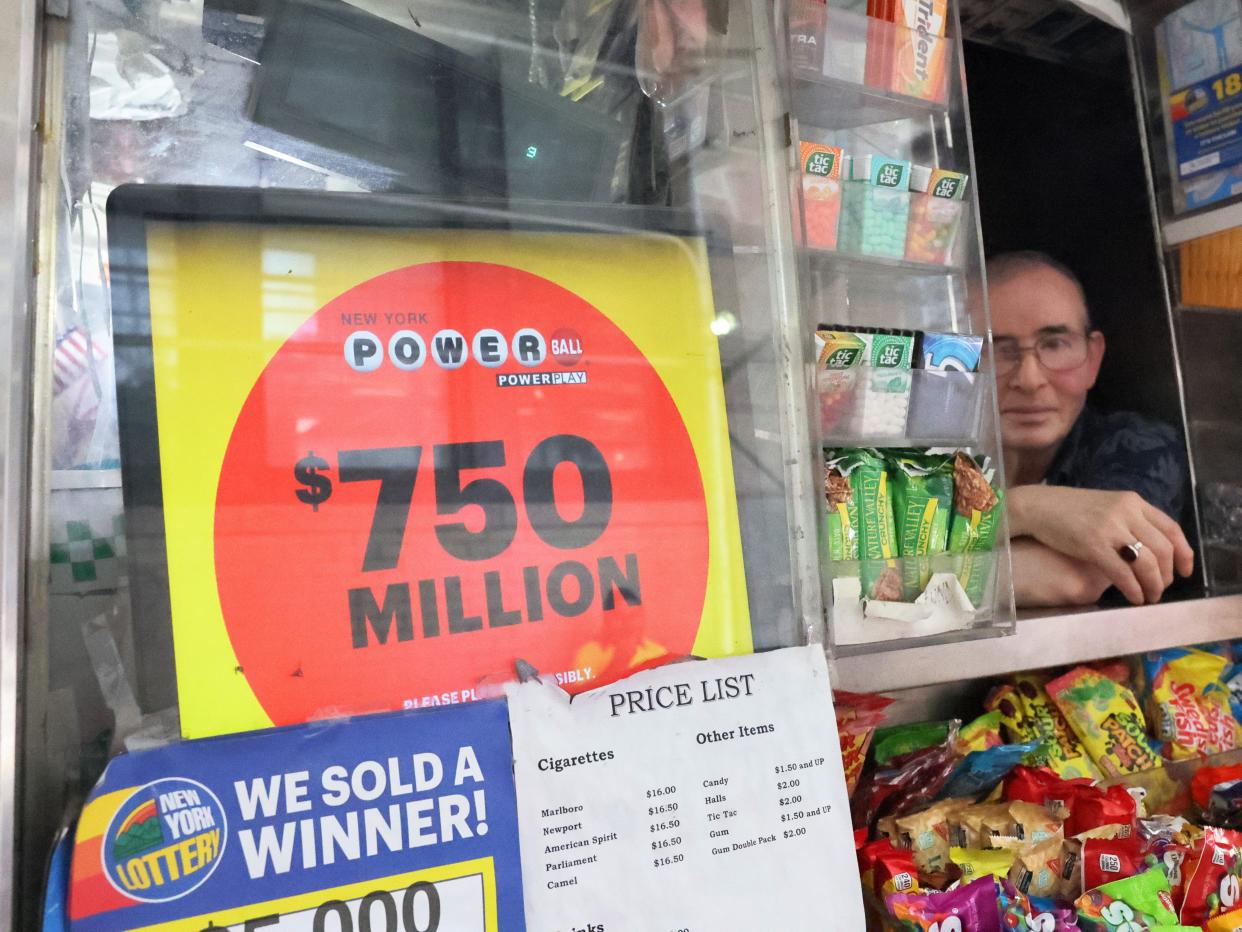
[0, 0, 42, 922]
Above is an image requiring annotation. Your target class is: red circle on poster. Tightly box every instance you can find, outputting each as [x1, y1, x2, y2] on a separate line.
[213, 262, 709, 726]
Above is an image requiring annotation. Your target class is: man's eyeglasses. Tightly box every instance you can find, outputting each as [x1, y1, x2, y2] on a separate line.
[991, 331, 1091, 375]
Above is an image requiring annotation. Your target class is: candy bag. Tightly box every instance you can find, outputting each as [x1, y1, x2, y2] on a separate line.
[874, 720, 957, 767]
[876, 841, 923, 898]
[1144, 647, 1241, 760]
[859, 837, 890, 895]
[942, 743, 1041, 800]
[998, 878, 1080, 930]
[889, 452, 953, 597]
[1193, 763, 1242, 810]
[1146, 840, 1193, 914]
[989, 677, 1101, 781]
[853, 736, 961, 828]
[1208, 906, 1242, 931]
[951, 846, 1015, 883]
[947, 452, 1004, 605]
[1080, 836, 1143, 892]
[887, 874, 1003, 932]
[1046, 667, 1162, 779]
[1180, 825, 1242, 926]
[835, 690, 893, 796]
[1208, 778, 1242, 830]
[1075, 868, 1180, 929]
[960, 710, 1004, 753]
[1065, 784, 1137, 838]
[1004, 765, 1092, 820]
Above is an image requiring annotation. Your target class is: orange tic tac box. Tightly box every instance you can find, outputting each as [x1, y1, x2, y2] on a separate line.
[889, 0, 948, 102]
[799, 142, 845, 250]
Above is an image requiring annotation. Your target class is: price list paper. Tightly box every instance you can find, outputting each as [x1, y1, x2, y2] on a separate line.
[506, 646, 864, 930]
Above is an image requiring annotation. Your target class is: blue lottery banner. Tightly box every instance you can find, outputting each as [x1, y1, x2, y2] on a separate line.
[1170, 64, 1242, 180]
[67, 701, 524, 931]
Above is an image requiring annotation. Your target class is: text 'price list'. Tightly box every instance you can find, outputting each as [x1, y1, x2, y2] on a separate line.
[507, 647, 866, 931]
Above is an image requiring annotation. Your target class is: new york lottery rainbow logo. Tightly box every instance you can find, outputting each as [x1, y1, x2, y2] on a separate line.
[101, 777, 227, 903]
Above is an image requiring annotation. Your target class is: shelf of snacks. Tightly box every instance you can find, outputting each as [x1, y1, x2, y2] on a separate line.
[835, 644, 1242, 929]
[788, 0, 1009, 656]
[816, 327, 986, 447]
[822, 447, 1009, 654]
[831, 594, 1242, 694]
[789, 2, 952, 130]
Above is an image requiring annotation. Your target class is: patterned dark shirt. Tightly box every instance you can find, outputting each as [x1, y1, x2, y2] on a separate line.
[1045, 406, 1188, 520]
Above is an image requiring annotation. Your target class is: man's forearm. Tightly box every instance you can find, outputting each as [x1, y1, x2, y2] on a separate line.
[1010, 537, 1111, 608]
[1005, 485, 1037, 539]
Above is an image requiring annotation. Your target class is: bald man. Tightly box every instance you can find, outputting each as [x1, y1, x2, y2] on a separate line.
[986, 251, 1194, 608]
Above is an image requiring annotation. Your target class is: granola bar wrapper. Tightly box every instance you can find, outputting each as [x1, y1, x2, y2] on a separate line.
[855, 448, 902, 601]
[824, 450, 863, 562]
[889, 452, 953, 598]
[1046, 666, 1163, 780]
[947, 452, 1003, 606]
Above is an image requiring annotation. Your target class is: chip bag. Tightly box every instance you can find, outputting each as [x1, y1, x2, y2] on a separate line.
[889, 452, 954, 597]
[1144, 647, 1241, 760]
[952, 846, 1015, 883]
[887, 874, 1003, 932]
[1046, 667, 1162, 779]
[1181, 825, 1242, 926]
[835, 690, 893, 797]
[1075, 868, 1181, 930]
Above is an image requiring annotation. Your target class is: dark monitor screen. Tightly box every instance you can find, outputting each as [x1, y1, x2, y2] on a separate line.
[250, 0, 624, 202]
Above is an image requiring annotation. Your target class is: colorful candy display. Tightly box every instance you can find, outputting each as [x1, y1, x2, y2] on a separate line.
[846, 650, 1242, 930]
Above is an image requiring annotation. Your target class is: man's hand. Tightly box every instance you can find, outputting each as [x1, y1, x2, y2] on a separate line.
[1011, 538, 1112, 607]
[1007, 485, 1194, 605]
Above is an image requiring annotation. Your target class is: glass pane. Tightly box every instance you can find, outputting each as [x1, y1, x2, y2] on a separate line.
[23, 0, 819, 915]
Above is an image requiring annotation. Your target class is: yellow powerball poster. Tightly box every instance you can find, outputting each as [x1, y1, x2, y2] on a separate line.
[108, 187, 752, 739]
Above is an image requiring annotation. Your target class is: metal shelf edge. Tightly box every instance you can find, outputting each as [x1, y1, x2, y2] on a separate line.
[828, 593, 1242, 693]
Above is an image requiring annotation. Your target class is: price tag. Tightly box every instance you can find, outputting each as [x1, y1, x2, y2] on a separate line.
[119, 213, 750, 738]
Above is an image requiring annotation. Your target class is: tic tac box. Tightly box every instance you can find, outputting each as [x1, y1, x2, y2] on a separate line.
[68, 702, 526, 930]
[799, 142, 846, 250]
